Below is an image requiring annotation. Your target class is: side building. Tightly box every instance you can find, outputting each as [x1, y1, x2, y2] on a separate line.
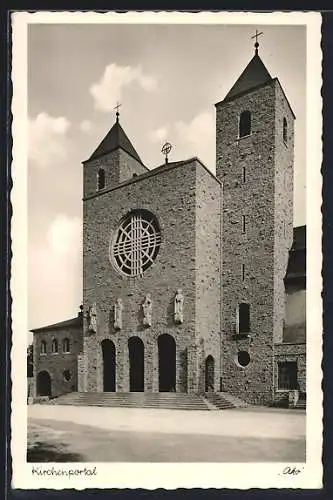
[31, 307, 83, 399]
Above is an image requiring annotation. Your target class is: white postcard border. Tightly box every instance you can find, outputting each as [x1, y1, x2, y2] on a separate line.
[11, 10, 323, 490]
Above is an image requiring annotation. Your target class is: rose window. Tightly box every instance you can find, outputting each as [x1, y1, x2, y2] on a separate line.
[112, 210, 161, 277]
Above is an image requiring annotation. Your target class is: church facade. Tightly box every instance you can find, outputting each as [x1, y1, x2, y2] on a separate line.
[31, 46, 306, 406]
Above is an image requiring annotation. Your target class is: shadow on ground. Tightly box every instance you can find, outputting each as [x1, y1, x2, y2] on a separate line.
[27, 441, 83, 462]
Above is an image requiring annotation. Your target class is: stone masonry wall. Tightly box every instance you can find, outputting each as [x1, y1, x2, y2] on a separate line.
[118, 149, 148, 183]
[216, 81, 285, 404]
[82, 160, 215, 393]
[33, 325, 83, 398]
[195, 166, 222, 392]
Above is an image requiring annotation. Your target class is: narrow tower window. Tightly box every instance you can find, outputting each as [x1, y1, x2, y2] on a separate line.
[239, 110, 251, 138]
[51, 338, 58, 354]
[239, 303, 250, 333]
[242, 264, 245, 281]
[243, 166, 246, 183]
[97, 168, 105, 191]
[62, 338, 70, 353]
[242, 215, 246, 233]
[40, 340, 47, 355]
[283, 117, 288, 143]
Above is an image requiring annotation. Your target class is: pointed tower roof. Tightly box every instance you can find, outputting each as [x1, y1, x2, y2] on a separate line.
[88, 115, 143, 164]
[223, 53, 272, 102]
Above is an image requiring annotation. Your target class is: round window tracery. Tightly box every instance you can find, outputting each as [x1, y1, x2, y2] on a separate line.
[111, 210, 161, 277]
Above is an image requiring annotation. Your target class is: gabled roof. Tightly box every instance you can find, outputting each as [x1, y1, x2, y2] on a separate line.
[31, 315, 83, 333]
[87, 118, 143, 164]
[223, 53, 273, 102]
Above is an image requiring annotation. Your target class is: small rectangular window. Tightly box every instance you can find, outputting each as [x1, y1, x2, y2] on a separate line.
[243, 167, 246, 183]
[278, 362, 297, 389]
[242, 264, 245, 281]
[242, 215, 246, 234]
[239, 302, 250, 333]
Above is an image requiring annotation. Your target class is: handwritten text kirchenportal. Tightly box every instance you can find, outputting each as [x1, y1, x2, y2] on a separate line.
[32, 466, 97, 478]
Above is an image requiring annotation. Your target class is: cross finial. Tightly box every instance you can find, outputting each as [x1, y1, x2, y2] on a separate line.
[161, 142, 172, 165]
[251, 29, 263, 55]
[114, 101, 122, 121]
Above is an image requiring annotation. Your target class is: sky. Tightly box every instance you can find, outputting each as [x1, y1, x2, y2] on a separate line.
[28, 22, 306, 332]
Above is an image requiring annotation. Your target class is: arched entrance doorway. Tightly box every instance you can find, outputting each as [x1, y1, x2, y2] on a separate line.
[37, 370, 51, 397]
[205, 355, 215, 392]
[158, 334, 176, 392]
[128, 336, 144, 392]
[101, 339, 116, 392]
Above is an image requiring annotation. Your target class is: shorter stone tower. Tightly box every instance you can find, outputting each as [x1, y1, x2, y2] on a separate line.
[216, 42, 295, 404]
[82, 112, 148, 198]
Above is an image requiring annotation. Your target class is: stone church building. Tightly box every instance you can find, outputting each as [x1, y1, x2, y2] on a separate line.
[31, 44, 306, 407]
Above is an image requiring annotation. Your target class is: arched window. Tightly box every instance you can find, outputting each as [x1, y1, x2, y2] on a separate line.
[40, 340, 47, 355]
[283, 117, 288, 143]
[237, 303, 250, 333]
[239, 110, 251, 138]
[62, 338, 70, 353]
[97, 168, 105, 190]
[51, 338, 58, 354]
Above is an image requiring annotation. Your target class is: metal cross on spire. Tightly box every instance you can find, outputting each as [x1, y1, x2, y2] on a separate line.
[114, 101, 122, 121]
[161, 142, 172, 165]
[251, 29, 263, 55]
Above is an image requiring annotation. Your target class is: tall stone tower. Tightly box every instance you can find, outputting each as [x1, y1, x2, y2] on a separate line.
[216, 42, 295, 404]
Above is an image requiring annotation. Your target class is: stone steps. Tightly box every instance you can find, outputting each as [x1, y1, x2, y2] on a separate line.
[47, 392, 211, 410]
[219, 391, 249, 408]
[292, 398, 306, 410]
[204, 392, 247, 410]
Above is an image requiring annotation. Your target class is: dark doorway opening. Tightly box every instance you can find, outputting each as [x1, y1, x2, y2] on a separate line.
[37, 370, 52, 397]
[128, 336, 144, 392]
[102, 339, 116, 392]
[205, 355, 215, 392]
[158, 334, 176, 392]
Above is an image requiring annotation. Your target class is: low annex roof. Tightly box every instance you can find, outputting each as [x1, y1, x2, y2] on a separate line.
[31, 314, 83, 333]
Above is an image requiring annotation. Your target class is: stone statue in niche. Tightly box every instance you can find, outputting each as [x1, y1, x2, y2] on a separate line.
[114, 298, 123, 330]
[174, 289, 184, 324]
[87, 303, 97, 333]
[142, 294, 152, 327]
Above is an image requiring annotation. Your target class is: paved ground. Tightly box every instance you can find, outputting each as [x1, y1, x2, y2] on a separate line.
[27, 405, 306, 463]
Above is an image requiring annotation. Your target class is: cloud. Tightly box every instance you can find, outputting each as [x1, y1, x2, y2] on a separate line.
[148, 126, 168, 144]
[47, 214, 82, 257]
[174, 111, 216, 172]
[90, 63, 158, 112]
[28, 112, 71, 169]
[79, 120, 93, 133]
[29, 214, 82, 330]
